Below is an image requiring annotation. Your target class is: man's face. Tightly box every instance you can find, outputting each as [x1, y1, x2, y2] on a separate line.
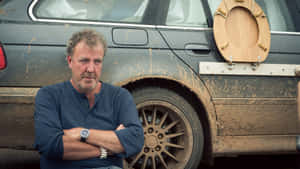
[67, 40, 104, 93]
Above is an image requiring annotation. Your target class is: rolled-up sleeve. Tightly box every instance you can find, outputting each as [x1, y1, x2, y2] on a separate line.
[114, 88, 144, 158]
[34, 87, 64, 160]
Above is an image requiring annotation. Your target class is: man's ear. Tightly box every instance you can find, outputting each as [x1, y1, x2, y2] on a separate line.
[67, 55, 72, 69]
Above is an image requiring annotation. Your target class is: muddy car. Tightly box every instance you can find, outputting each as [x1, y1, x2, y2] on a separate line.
[1, 0, 300, 169]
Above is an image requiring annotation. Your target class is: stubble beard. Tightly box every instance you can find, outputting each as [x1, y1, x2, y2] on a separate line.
[75, 72, 98, 93]
[78, 81, 97, 93]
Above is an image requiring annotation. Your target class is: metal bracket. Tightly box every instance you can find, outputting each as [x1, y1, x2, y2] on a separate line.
[215, 8, 227, 18]
[251, 63, 258, 71]
[251, 56, 261, 71]
[228, 63, 236, 70]
[227, 56, 235, 70]
[199, 62, 300, 76]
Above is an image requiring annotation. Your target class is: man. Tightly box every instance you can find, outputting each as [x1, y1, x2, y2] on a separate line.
[34, 29, 144, 169]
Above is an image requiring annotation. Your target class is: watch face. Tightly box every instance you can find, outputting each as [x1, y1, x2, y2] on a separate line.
[81, 129, 89, 138]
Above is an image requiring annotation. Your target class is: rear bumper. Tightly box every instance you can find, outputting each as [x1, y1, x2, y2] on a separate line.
[0, 87, 39, 150]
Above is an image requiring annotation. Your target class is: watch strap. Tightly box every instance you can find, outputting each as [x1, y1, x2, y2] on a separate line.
[80, 136, 86, 142]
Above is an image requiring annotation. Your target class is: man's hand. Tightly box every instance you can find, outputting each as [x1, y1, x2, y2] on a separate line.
[116, 124, 125, 131]
[63, 127, 83, 141]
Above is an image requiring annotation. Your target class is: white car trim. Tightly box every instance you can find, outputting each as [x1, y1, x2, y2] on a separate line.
[199, 62, 300, 77]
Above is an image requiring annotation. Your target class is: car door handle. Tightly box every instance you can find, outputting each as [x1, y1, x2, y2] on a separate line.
[185, 44, 211, 56]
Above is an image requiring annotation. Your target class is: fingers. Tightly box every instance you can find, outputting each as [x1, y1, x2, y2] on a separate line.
[116, 124, 125, 130]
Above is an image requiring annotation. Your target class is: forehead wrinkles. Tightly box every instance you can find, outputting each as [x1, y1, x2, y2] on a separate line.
[74, 41, 104, 57]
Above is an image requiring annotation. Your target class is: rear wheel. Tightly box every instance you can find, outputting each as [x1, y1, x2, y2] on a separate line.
[125, 87, 204, 169]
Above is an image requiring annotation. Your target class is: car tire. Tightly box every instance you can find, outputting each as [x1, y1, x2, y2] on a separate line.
[124, 87, 204, 169]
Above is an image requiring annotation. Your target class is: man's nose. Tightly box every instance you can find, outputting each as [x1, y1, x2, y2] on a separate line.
[86, 63, 95, 72]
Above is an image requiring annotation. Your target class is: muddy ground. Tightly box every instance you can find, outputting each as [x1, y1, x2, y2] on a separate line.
[0, 149, 299, 169]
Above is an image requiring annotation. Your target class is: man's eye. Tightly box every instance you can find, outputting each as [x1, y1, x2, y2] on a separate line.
[80, 59, 89, 63]
[95, 60, 102, 64]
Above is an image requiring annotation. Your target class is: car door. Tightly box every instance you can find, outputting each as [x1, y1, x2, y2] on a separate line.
[158, 0, 216, 72]
[203, 0, 300, 137]
[159, 0, 300, 137]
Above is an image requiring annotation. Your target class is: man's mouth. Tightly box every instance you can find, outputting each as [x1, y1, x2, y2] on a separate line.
[81, 74, 96, 80]
[83, 77, 94, 79]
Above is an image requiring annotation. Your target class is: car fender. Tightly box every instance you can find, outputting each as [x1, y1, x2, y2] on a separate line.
[101, 49, 218, 148]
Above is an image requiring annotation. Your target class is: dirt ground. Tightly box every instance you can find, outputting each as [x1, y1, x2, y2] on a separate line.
[0, 149, 299, 169]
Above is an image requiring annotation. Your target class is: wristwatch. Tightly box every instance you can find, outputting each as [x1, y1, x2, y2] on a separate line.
[80, 128, 89, 142]
[99, 147, 107, 159]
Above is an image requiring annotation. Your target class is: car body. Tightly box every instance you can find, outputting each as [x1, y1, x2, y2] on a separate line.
[0, 0, 300, 168]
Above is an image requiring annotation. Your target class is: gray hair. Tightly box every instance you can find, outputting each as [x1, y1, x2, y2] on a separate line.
[67, 29, 107, 57]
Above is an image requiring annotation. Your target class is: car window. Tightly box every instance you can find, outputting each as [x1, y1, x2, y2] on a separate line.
[166, 0, 208, 27]
[256, 0, 296, 32]
[34, 0, 149, 23]
[208, 0, 300, 32]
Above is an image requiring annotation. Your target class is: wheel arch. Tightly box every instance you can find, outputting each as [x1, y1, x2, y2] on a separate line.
[117, 75, 217, 163]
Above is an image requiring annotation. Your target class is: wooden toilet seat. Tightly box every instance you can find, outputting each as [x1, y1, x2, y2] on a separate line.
[213, 0, 270, 63]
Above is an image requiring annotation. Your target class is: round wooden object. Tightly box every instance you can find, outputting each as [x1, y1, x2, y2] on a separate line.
[213, 0, 271, 63]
